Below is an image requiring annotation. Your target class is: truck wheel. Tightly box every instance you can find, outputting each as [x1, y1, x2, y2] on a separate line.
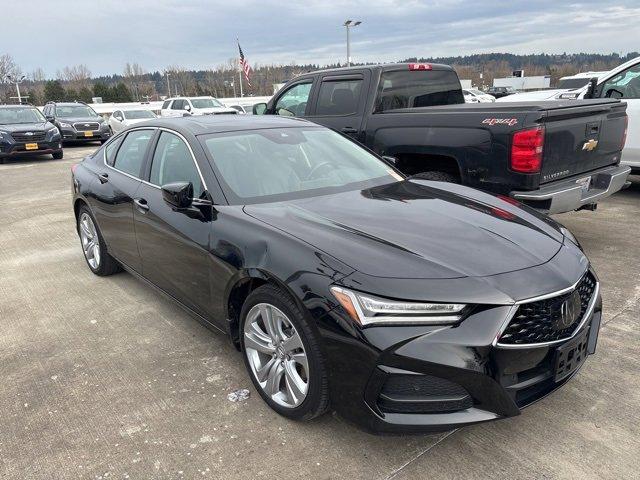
[414, 171, 458, 183]
[52, 151, 63, 160]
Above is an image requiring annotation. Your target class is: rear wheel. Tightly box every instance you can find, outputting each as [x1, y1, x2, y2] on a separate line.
[240, 284, 329, 420]
[413, 171, 458, 183]
[77, 206, 121, 276]
[52, 151, 63, 160]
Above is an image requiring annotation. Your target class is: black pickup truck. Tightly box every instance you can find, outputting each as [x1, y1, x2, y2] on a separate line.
[253, 63, 630, 214]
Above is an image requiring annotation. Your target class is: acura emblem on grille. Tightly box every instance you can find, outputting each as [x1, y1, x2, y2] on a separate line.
[557, 291, 581, 330]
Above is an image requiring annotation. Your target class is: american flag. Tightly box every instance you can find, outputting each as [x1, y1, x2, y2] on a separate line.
[238, 41, 252, 87]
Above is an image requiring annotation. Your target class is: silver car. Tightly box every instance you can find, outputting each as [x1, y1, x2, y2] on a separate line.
[108, 109, 157, 133]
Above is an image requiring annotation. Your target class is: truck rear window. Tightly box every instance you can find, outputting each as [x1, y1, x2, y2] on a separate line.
[375, 70, 464, 112]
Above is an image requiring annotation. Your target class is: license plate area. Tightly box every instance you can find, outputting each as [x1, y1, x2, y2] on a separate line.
[84, 131, 94, 137]
[25, 143, 38, 150]
[554, 327, 589, 382]
[575, 176, 592, 193]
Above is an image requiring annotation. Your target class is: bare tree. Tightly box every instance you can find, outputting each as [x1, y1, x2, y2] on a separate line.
[123, 62, 146, 101]
[31, 67, 46, 82]
[57, 64, 91, 87]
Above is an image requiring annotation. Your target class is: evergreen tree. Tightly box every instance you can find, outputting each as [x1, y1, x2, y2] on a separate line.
[43, 80, 65, 102]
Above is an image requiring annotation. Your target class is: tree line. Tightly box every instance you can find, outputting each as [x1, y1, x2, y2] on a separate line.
[1, 51, 638, 105]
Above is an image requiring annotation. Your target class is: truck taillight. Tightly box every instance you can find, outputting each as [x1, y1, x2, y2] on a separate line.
[511, 126, 544, 173]
[622, 116, 628, 149]
[409, 63, 432, 71]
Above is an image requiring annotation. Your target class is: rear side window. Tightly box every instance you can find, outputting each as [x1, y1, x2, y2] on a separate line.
[113, 130, 153, 177]
[375, 70, 464, 112]
[104, 136, 124, 166]
[315, 79, 362, 116]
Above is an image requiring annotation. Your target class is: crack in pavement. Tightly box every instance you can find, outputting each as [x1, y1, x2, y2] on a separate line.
[384, 429, 459, 480]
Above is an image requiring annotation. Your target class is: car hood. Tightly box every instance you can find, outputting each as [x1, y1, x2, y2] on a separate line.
[58, 117, 104, 124]
[244, 180, 564, 279]
[0, 122, 52, 132]
[194, 107, 238, 114]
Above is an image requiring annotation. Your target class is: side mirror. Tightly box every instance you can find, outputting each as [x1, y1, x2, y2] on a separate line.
[252, 103, 267, 115]
[45, 115, 55, 122]
[583, 77, 599, 99]
[162, 181, 193, 210]
[605, 88, 623, 100]
[184, 104, 191, 111]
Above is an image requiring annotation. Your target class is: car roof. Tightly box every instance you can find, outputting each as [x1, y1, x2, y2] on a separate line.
[0, 104, 34, 109]
[295, 62, 454, 77]
[140, 115, 318, 135]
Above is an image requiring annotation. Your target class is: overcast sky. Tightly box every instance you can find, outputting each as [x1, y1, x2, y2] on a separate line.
[5, 0, 640, 77]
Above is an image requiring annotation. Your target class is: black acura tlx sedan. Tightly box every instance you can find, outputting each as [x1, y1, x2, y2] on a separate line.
[71, 115, 601, 434]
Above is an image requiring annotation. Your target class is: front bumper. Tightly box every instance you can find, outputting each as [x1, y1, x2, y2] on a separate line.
[0, 139, 62, 157]
[510, 164, 631, 214]
[59, 128, 110, 142]
[321, 282, 602, 434]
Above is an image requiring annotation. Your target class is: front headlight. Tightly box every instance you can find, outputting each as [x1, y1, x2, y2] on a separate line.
[59, 122, 72, 128]
[0, 130, 7, 139]
[560, 226, 582, 250]
[330, 286, 466, 326]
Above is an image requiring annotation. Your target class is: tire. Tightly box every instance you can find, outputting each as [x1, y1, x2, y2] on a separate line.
[0, 157, 5, 165]
[77, 206, 121, 276]
[240, 284, 329, 421]
[413, 171, 458, 183]
[52, 151, 63, 160]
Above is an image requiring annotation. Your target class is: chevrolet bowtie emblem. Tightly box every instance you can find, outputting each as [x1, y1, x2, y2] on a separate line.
[582, 139, 598, 151]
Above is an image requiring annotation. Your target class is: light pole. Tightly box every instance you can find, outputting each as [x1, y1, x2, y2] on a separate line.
[5, 74, 26, 104]
[343, 20, 361, 66]
[165, 71, 171, 98]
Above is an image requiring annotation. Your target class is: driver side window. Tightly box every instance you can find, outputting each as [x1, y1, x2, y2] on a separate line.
[275, 82, 312, 117]
[601, 64, 640, 99]
[149, 131, 204, 197]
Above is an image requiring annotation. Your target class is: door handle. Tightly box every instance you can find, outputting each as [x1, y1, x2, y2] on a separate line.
[134, 198, 149, 213]
[341, 127, 358, 134]
[98, 173, 109, 184]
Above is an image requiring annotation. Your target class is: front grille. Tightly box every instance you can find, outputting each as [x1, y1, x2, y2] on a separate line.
[378, 374, 473, 414]
[73, 122, 100, 131]
[499, 271, 597, 345]
[11, 131, 47, 142]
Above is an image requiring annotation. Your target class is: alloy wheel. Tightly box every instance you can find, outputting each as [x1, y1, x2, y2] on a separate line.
[243, 303, 309, 408]
[79, 212, 101, 270]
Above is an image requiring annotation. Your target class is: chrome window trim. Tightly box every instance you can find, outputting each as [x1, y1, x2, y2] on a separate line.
[492, 270, 599, 349]
[102, 126, 208, 194]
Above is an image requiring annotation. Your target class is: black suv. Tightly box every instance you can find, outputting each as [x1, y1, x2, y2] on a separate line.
[0, 104, 63, 163]
[43, 101, 111, 145]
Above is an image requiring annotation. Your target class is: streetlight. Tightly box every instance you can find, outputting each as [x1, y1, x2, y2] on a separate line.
[343, 20, 362, 67]
[5, 74, 26, 104]
[165, 71, 171, 98]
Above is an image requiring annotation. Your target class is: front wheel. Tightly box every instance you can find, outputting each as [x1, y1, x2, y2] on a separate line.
[240, 284, 329, 421]
[52, 151, 63, 160]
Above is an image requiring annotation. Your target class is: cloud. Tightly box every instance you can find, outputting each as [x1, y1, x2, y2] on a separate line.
[3, 0, 639, 76]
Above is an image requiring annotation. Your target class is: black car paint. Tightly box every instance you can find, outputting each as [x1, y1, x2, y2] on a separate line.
[259, 64, 627, 203]
[72, 116, 601, 433]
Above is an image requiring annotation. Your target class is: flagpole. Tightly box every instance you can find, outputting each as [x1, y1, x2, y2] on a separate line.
[237, 37, 244, 98]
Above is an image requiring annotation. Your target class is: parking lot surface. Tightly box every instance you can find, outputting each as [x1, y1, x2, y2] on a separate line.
[1, 145, 639, 479]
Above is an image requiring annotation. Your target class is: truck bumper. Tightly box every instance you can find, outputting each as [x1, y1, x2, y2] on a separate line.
[510, 164, 631, 214]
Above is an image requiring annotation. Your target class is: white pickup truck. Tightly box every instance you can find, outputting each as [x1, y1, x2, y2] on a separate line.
[499, 56, 640, 174]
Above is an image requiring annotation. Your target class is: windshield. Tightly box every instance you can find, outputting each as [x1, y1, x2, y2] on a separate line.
[468, 89, 484, 95]
[202, 127, 402, 204]
[375, 69, 464, 112]
[190, 98, 224, 109]
[123, 110, 156, 120]
[0, 107, 46, 125]
[56, 105, 99, 118]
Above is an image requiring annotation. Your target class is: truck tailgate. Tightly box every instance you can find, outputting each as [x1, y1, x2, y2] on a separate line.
[539, 100, 627, 183]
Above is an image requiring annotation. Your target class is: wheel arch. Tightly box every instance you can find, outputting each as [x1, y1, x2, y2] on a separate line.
[225, 269, 309, 350]
[395, 152, 464, 182]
